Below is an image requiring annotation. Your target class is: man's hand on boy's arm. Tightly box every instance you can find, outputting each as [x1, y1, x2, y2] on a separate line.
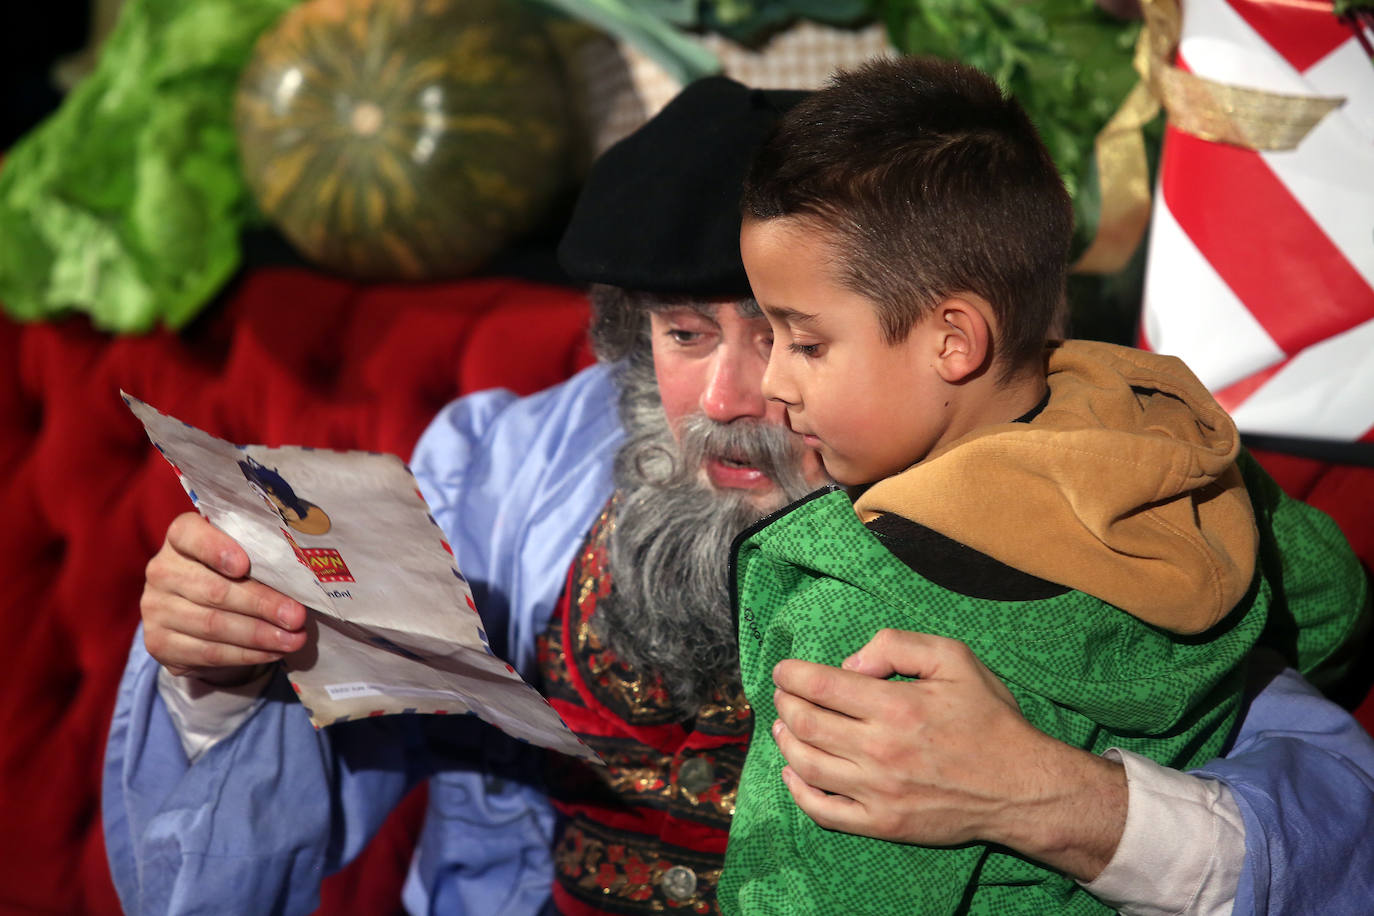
[141, 512, 308, 686]
[769, 629, 1128, 882]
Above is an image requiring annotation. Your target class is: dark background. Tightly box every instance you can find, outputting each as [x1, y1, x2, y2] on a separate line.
[1, 5, 90, 148]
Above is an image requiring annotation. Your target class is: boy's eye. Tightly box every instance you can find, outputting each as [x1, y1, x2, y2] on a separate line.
[788, 341, 823, 357]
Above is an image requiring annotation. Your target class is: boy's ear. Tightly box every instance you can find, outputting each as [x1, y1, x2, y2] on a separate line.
[931, 296, 994, 383]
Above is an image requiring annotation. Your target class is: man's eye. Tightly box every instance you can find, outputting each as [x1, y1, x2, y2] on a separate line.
[667, 329, 701, 344]
[788, 342, 822, 357]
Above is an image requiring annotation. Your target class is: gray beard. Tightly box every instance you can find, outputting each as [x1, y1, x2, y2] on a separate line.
[596, 355, 816, 714]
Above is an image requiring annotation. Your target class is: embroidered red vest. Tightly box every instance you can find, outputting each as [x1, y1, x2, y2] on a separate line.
[536, 502, 752, 915]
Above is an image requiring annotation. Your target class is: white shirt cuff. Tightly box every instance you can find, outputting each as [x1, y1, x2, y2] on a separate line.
[1080, 748, 1245, 916]
[156, 666, 274, 764]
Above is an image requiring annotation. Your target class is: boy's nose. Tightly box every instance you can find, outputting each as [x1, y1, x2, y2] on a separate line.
[760, 352, 797, 407]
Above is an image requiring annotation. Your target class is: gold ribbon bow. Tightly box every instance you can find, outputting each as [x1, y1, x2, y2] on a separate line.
[1072, 0, 1348, 274]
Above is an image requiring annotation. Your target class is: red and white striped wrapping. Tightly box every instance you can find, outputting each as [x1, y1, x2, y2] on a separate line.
[1139, 0, 1374, 442]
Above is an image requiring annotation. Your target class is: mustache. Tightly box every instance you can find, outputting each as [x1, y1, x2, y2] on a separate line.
[675, 412, 809, 488]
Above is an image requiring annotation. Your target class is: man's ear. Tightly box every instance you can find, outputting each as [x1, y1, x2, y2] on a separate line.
[931, 296, 993, 383]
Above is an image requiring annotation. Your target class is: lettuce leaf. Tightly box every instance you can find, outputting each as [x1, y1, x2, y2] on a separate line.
[0, 0, 297, 332]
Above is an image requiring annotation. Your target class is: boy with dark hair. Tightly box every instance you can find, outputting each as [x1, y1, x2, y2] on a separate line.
[720, 56, 1367, 914]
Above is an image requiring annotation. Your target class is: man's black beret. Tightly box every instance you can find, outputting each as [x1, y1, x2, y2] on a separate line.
[557, 76, 809, 299]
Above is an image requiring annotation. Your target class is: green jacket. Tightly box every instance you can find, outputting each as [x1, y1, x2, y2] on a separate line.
[720, 452, 1366, 915]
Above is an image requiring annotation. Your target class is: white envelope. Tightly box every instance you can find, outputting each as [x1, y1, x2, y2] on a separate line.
[125, 392, 598, 764]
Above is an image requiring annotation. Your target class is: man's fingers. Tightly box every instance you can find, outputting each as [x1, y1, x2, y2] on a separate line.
[146, 547, 304, 630]
[773, 686, 859, 751]
[146, 591, 304, 654]
[193, 572, 304, 631]
[775, 630, 972, 718]
[771, 717, 861, 798]
[165, 512, 250, 578]
[840, 628, 969, 679]
[772, 658, 893, 721]
[180, 596, 307, 654]
[141, 513, 311, 679]
[779, 766, 870, 836]
[153, 626, 296, 671]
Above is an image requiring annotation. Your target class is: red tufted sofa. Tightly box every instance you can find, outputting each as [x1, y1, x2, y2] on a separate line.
[1, 263, 1371, 915]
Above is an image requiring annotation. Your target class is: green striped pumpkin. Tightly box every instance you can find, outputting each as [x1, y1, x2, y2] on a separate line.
[235, 0, 574, 280]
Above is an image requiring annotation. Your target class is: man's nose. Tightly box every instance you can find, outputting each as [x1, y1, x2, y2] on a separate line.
[700, 349, 768, 423]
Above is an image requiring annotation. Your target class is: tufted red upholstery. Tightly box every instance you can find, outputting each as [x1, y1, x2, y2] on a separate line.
[0, 266, 1370, 915]
[0, 268, 593, 915]
[1246, 447, 1374, 720]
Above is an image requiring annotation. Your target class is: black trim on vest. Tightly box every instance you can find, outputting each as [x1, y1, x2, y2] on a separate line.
[864, 513, 1070, 601]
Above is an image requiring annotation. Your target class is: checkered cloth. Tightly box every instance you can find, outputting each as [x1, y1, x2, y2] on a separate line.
[570, 20, 894, 155]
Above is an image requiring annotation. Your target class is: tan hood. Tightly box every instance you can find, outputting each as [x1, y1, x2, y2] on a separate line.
[853, 340, 1257, 634]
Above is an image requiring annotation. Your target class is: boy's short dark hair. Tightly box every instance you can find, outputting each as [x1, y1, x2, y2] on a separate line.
[741, 56, 1073, 374]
